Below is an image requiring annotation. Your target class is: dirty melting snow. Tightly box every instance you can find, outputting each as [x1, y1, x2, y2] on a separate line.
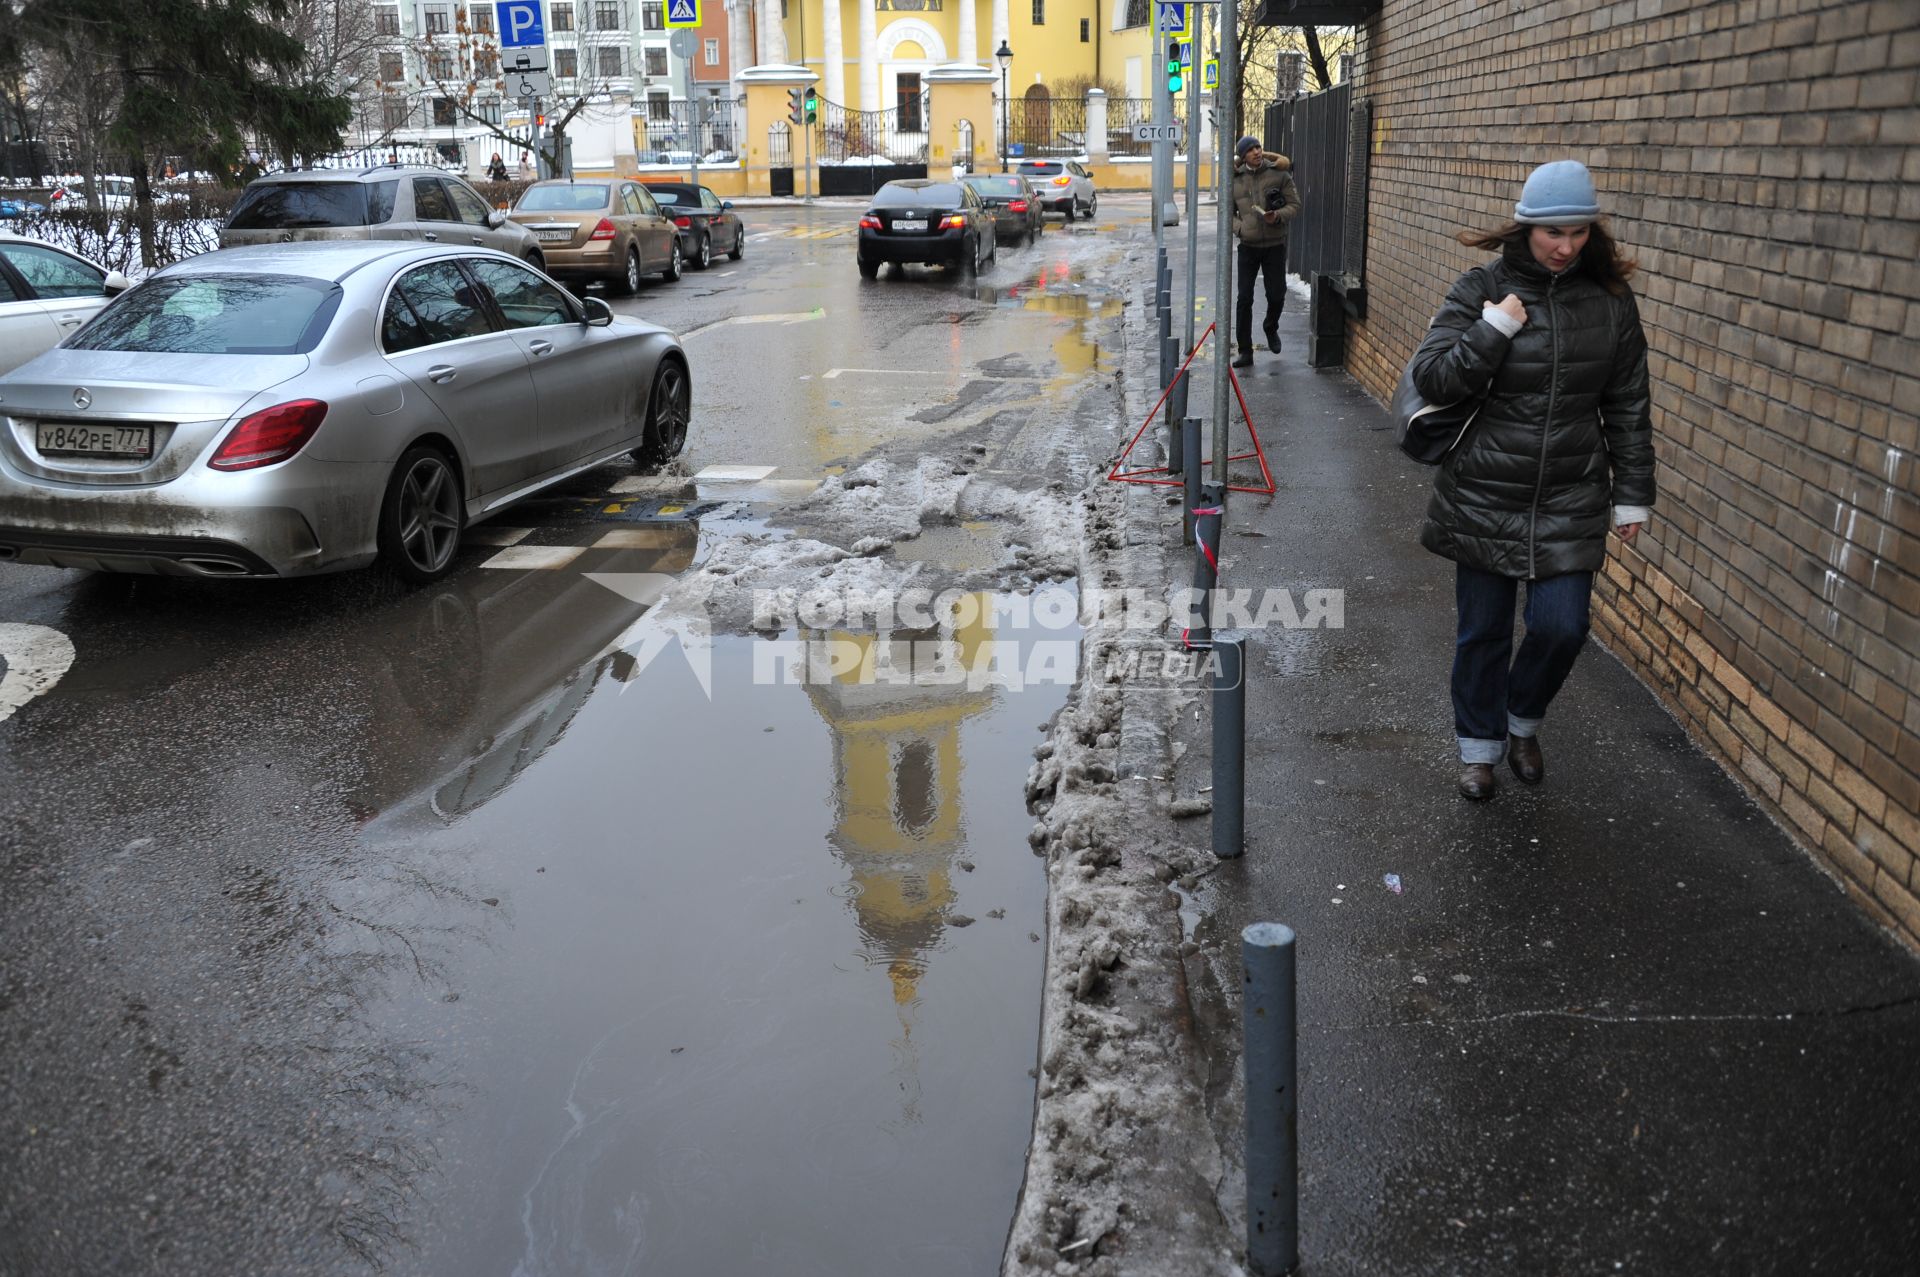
[651, 455, 1080, 633]
[1002, 472, 1242, 1277]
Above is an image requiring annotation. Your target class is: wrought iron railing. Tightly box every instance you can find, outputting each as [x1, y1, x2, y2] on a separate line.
[1104, 97, 1188, 157]
[817, 102, 927, 166]
[1003, 96, 1088, 161]
[634, 100, 739, 164]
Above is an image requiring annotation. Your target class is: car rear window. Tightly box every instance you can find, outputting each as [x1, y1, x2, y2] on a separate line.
[517, 183, 611, 211]
[1018, 162, 1064, 176]
[874, 183, 962, 207]
[646, 187, 693, 206]
[226, 182, 377, 230]
[965, 177, 1025, 196]
[69, 275, 341, 355]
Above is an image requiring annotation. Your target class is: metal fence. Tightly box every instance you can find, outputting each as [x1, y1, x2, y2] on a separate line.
[767, 122, 793, 197]
[1262, 82, 1353, 280]
[1004, 95, 1088, 161]
[817, 101, 926, 195]
[635, 99, 739, 164]
[1103, 97, 1190, 158]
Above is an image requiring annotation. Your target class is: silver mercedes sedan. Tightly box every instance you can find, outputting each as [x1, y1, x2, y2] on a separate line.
[0, 241, 691, 582]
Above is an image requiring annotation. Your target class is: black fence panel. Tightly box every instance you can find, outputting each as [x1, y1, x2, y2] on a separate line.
[1263, 82, 1350, 281]
[636, 100, 739, 164]
[768, 123, 794, 197]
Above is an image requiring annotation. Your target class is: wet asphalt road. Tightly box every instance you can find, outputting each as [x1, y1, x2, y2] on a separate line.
[0, 199, 1147, 1276]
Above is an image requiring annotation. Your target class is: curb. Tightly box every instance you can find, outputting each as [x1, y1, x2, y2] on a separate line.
[1000, 243, 1241, 1277]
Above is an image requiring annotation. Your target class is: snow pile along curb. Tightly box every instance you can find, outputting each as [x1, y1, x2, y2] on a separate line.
[1001, 252, 1243, 1276]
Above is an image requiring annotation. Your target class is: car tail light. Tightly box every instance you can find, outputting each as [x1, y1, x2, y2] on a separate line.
[672, 215, 691, 228]
[589, 217, 617, 240]
[941, 214, 967, 229]
[209, 399, 328, 472]
[1010, 199, 1029, 212]
[1052, 175, 1070, 186]
[859, 214, 882, 229]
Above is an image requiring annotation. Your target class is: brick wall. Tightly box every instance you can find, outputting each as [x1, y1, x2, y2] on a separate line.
[1342, 0, 1920, 948]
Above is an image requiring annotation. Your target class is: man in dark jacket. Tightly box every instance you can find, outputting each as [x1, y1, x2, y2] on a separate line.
[1228, 136, 1301, 368]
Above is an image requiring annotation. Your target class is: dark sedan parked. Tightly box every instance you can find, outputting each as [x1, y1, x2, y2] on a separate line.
[856, 180, 996, 279]
[640, 181, 745, 270]
[961, 175, 1045, 246]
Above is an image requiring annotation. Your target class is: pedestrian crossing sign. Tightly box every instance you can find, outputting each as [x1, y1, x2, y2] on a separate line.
[665, 0, 700, 27]
[1156, 3, 1190, 40]
[1203, 58, 1219, 92]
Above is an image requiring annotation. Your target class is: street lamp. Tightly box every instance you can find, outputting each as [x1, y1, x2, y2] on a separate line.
[995, 40, 1013, 173]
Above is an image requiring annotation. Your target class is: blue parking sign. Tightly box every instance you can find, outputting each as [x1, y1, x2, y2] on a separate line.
[497, 0, 546, 48]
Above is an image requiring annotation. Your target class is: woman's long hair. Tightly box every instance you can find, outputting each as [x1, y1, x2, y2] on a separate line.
[1457, 220, 1637, 296]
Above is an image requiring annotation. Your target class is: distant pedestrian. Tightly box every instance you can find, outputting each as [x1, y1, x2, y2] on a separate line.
[1228, 136, 1301, 368]
[488, 152, 509, 182]
[1410, 160, 1654, 801]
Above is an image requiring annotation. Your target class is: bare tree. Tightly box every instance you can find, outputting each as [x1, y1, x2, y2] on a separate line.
[276, 0, 385, 156]
[408, 9, 625, 177]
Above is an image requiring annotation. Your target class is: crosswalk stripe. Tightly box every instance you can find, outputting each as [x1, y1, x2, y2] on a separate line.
[465, 525, 534, 546]
[479, 545, 587, 571]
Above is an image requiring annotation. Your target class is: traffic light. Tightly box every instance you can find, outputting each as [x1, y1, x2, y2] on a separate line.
[803, 85, 818, 124]
[786, 87, 805, 126]
[1166, 53, 1183, 94]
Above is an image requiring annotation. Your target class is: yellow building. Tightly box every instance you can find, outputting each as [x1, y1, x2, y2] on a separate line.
[762, 0, 1162, 113]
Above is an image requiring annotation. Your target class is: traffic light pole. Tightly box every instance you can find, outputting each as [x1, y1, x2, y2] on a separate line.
[1211, 0, 1237, 490]
[1152, 3, 1167, 256]
[1183, 4, 1202, 360]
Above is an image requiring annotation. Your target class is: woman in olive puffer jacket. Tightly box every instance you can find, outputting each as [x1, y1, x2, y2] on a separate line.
[1410, 160, 1655, 801]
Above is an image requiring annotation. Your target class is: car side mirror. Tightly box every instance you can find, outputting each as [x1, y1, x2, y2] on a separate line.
[487, 209, 507, 228]
[581, 296, 614, 327]
[721, 200, 733, 210]
[102, 271, 130, 297]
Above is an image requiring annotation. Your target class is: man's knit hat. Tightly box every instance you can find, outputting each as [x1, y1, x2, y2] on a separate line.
[1513, 160, 1600, 225]
[1235, 136, 1262, 159]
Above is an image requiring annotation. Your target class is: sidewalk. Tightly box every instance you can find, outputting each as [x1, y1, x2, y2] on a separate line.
[1158, 294, 1920, 1271]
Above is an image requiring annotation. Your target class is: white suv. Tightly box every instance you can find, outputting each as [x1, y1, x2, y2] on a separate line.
[1015, 160, 1097, 220]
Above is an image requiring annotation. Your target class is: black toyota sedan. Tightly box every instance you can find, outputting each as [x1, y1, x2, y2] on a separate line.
[856, 180, 997, 279]
[640, 181, 745, 270]
[961, 174, 1045, 246]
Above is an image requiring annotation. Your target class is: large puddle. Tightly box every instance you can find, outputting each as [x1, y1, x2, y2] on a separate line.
[336, 570, 1077, 1275]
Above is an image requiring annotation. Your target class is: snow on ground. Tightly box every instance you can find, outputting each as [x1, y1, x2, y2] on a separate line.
[649, 453, 1081, 635]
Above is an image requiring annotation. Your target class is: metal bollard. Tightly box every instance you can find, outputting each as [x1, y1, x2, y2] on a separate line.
[1242, 922, 1299, 1275]
[1212, 632, 1247, 859]
[1159, 320, 1175, 396]
[1163, 335, 1181, 427]
[1189, 484, 1222, 643]
[1154, 248, 1167, 316]
[1181, 417, 1202, 543]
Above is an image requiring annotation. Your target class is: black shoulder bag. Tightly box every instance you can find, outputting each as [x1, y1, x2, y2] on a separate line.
[1393, 267, 1495, 465]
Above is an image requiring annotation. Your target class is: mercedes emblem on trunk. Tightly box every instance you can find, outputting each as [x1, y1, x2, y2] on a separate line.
[72, 388, 91, 410]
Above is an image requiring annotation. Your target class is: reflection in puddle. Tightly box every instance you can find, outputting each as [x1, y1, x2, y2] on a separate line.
[351, 592, 1077, 1276]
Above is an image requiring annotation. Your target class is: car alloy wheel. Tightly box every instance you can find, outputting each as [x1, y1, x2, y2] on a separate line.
[662, 241, 682, 282]
[729, 228, 744, 260]
[634, 359, 690, 465]
[695, 233, 711, 269]
[381, 446, 463, 583]
[1086, 193, 1098, 218]
[618, 247, 641, 295]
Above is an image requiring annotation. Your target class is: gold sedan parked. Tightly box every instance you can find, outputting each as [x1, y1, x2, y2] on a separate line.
[507, 179, 684, 294]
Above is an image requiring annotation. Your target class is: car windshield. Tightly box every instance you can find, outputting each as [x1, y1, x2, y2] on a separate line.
[517, 183, 611, 212]
[226, 182, 371, 230]
[69, 275, 340, 355]
[1018, 162, 1064, 175]
[874, 183, 962, 207]
[965, 177, 1025, 196]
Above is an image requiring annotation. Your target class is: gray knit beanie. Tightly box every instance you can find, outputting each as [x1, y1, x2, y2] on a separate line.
[1513, 160, 1600, 225]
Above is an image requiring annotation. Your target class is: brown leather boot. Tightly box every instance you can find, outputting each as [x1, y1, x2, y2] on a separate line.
[1231, 348, 1254, 368]
[1458, 763, 1496, 800]
[1508, 734, 1544, 785]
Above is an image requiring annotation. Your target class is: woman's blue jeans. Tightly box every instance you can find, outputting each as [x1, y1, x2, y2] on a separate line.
[1453, 564, 1594, 764]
